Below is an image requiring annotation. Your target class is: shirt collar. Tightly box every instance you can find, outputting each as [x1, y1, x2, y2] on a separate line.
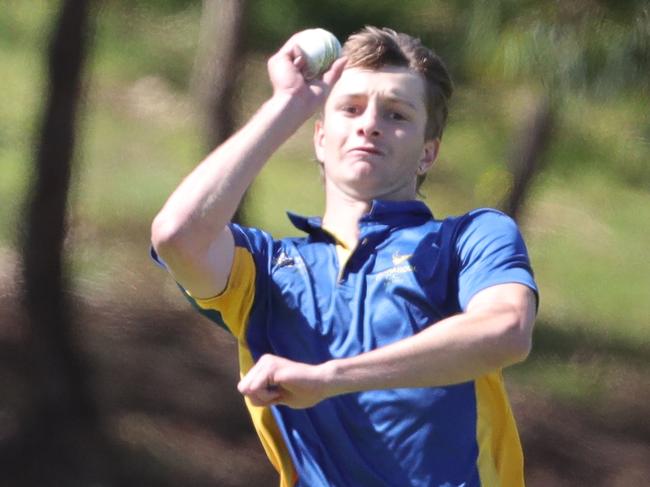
[361, 199, 432, 222]
[287, 199, 433, 237]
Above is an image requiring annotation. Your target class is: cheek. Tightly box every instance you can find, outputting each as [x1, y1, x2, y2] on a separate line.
[324, 124, 347, 150]
[395, 133, 426, 169]
[395, 124, 422, 140]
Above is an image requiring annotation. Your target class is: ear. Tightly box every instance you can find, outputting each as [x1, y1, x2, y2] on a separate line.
[313, 118, 325, 162]
[416, 138, 440, 175]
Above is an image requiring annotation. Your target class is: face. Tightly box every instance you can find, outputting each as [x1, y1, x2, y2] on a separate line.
[314, 65, 438, 201]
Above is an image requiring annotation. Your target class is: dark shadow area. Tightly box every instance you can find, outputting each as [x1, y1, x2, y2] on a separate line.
[1, 291, 648, 486]
[0, 291, 276, 486]
[517, 388, 649, 487]
[530, 319, 649, 366]
[514, 319, 650, 486]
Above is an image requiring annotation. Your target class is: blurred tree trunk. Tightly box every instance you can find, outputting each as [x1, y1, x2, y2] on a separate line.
[193, 0, 249, 224]
[501, 95, 555, 221]
[9, 0, 114, 483]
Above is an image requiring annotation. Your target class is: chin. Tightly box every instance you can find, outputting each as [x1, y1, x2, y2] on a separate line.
[342, 179, 387, 200]
[350, 160, 382, 178]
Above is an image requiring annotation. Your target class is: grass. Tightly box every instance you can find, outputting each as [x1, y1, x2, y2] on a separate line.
[2, 2, 649, 402]
[524, 172, 650, 343]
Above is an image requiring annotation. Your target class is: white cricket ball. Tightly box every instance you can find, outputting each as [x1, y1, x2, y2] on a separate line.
[293, 28, 342, 80]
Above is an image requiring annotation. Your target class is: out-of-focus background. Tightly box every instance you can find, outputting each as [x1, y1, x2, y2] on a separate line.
[1, 1, 648, 485]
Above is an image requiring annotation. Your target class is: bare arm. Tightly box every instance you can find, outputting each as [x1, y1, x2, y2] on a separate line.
[151, 37, 346, 298]
[238, 283, 536, 408]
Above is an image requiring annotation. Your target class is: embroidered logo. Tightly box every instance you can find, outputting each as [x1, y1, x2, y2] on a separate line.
[391, 251, 413, 266]
[376, 252, 416, 285]
[273, 250, 304, 269]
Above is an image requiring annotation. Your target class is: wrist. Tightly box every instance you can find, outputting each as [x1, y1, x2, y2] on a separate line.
[268, 90, 321, 125]
[318, 359, 349, 398]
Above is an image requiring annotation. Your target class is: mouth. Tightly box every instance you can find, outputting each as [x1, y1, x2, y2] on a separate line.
[348, 146, 384, 157]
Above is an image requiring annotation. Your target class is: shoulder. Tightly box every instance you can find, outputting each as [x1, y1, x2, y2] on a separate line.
[446, 209, 537, 310]
[229, 223, 314, 267]
[229, 223, 275, 250]
[463, 208, 517, 227]
[439, 208, 532, 275]
[442, 208, 522, 249]
[228, 223, 295, 249]
[445, 208, 517, 232]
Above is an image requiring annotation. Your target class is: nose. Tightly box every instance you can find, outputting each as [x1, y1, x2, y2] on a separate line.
[356, 106, 381, 137]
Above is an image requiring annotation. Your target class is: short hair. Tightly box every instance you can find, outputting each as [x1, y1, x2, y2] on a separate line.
[342, 26, 453, 142]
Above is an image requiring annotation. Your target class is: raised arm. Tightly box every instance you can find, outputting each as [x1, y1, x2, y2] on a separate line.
[237, 283, 536, 408]
[151, 36, 346, 298]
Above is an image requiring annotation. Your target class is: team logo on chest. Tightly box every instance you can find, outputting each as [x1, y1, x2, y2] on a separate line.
[391, 251, 413, 266]
[375, 251, 416, 285]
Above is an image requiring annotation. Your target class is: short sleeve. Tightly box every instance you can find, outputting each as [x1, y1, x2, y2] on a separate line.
[455, 209, 538, 311]
[150, 223, 275, 338]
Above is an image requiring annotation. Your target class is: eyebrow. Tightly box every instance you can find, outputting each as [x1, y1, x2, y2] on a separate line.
[385, 96, 418, 110]
[335, 93, 418, 110]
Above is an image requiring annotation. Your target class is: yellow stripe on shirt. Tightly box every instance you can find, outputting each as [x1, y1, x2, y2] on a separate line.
[475, 371, 525, 486]
[191, 246, 298, 487]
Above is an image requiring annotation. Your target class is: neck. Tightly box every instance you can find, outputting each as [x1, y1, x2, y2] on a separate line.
[321, 180, 418, 248]
[322, 191, 370, 249]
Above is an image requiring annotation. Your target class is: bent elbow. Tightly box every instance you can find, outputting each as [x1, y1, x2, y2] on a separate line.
[500, 308, 534, 366]
[151, 214, 187, 261]
[508, 332, 532, 364]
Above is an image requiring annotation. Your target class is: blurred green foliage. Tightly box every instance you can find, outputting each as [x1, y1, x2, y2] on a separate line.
[1, 0, 648, 404]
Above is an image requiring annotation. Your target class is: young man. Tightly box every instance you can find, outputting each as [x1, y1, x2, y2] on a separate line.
[151, 26, 538, 487]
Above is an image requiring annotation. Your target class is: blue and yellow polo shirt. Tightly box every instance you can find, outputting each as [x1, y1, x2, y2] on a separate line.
[155, 200, 538, 487]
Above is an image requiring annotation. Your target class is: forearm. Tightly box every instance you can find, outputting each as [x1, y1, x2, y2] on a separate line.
[152, 93, 309, 248]
[238, 284, 535, 409]
[324, 304, 532, 395]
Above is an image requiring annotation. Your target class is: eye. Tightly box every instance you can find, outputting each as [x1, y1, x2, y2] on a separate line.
[388, 111, 408, 121]
[341, 105, 360, 115]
